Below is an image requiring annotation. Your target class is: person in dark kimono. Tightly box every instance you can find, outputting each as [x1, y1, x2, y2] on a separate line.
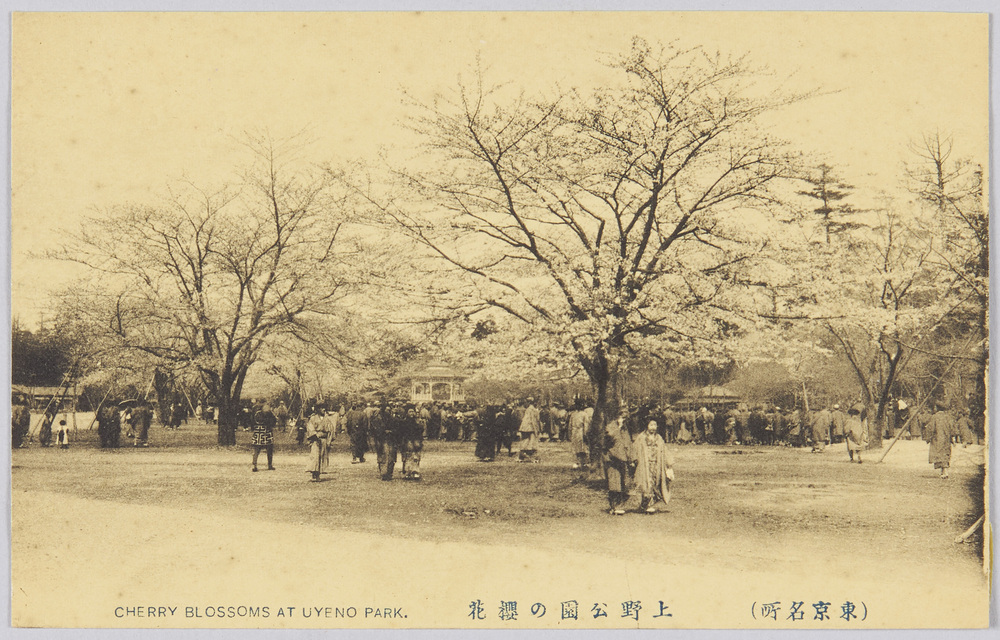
[495, 402, 515, 456]
[661, 407, 678, 444]
[274, 401, 290, 432]
[372, 404, 402, 481]
[633, 420, 674, 514]
[251, 404, 276, 471]
[132, 400, 152, 448]
[38, 408, 56, 447]
[168, 402, 183, 430]
[475, 405, 501, 462]
[346, 403, 368, 464]
[830, 404, 847, 443]
[97, 402, 121, 448]
[695, 407, 713, 444]
[400, 405, 424, 481]
[295, 411, 308, 444]
[11, 394, 31, 449]
[924, 405, 959, 478]
[603, 416, 633, 515]
[810, 406, 833, 452]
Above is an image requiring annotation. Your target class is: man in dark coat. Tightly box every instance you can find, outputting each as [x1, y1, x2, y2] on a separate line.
[346, 403, 368, 464]
[475, 405, 501, 462]
[11, 394, 31, 449]
[372, 404, 403, 481]
[501, 401, 520, 456]
[97, 402, 121, 448]
[400, 405, 424, 480]
[604, 416, 633, 515]
[694, 407, 714, 444]
[132, 400, 152, 448]
[924, 405, 959, 478]
[38, 408, 56, 447]
[810, 406, 833, 452]
[251, 403, 276, 471]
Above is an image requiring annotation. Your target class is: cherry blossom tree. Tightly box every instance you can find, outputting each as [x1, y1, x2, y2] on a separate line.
[367, 39, 810, 453]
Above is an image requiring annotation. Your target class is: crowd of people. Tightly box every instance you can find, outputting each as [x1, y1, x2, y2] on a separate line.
[12, 389, 981, 495]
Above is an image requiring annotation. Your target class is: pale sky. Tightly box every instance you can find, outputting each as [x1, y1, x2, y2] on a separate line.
[10, 11, 990, 325]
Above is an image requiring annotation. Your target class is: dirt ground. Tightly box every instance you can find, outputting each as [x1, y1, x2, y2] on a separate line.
[10, 419, 990, 628]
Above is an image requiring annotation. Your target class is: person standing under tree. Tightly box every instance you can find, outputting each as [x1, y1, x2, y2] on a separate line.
[604, 415, 633, 515]
[251, 403, 276, 472]
[633, 420, 674, 514]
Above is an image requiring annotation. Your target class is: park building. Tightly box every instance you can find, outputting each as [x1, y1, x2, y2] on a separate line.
[11, 383, 82, 412]
[404, 362, 468, 405]
[674, 385, 744, 412]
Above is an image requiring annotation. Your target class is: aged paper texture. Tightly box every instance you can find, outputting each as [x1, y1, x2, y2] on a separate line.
[9, 11, 991, 629]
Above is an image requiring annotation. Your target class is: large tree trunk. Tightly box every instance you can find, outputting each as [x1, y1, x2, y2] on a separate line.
[152, 368, 171, 426]
[216, 368, 238, 446]
[216, 395, 238, 446]
[585, 348, 625, 464]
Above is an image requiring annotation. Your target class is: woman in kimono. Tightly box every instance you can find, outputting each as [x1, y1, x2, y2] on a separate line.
[603, 415, 633, 515]
[633, 420, 674, 514]
[305, 408, 333, 481]
[845, 404, 868, 464]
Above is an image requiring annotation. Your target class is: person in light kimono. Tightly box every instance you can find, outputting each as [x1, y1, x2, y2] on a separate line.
[305, 408, 333, 482]
[632, 420, 674, 514]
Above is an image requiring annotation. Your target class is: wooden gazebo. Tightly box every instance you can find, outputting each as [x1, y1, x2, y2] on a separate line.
[405, 363, 468, 405]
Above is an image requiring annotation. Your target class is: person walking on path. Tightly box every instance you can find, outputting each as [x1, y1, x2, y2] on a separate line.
[924, 404, 959, 479]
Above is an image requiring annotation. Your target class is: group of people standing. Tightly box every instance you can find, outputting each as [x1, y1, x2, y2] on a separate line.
[255, 401, 426, 483]
[95, 400, 154, 448]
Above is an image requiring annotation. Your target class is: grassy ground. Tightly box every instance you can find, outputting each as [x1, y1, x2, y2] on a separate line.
[12, 418, 986, 577]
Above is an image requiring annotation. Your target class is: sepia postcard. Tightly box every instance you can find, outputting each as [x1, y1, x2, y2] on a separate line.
[8, 11, 992, 629]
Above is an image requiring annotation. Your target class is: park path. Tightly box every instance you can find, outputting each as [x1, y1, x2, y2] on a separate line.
[12, 487, 987, 629]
